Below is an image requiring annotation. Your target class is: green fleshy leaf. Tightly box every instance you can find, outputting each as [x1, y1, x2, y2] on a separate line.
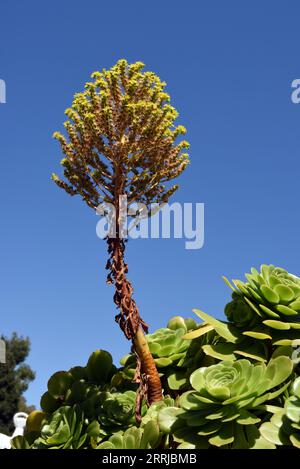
[269, 275, 281, 289]
[192, 309, 239, 343]
[182, 324, 214, 340]
[261, 265, 270, 281]
[263, 320, 290, 330]
[208, 423, 234, 447]
[289, 301, 300, 312]
[276, 305, 299, 316]
[265, 356, 293, 389]
[202, 343, 236, 361]
[11, 436, 30, 449]
[247, 285, 264, 302]
[274, 285, 295, 303]
[271, 346, 293, 359]
[244, 297, 263, 316]
[167, 371, 187, 390]
[174, 428, 210, 448]
[273, 339, 294, 346]
[292, 377, 300, 398]
[179, 390, 215, 410]
[285, 397, 300, 423]
[250, 436, 276, 449]
[260, 304, 281, 318]
[232, 424, 250, 449]
[290, 323, 300, 329]
[260, 285, 280, 304]
[290, 434, 300, 448]
[243, 331, 272, 340]
[257, 381, 291, 406]
[157, 407, 183, 434]
[196, 421, 222, 435]
[154, 357, 172, 367]
[259, 422, 284, 446]
[190, 368, 206, 392]
[47, 371, 74, 399]
[140, 421, 160, 449]
[234, 349, 266, 362]
[222, 276, 237, 292]
[237, 409, 261, 425]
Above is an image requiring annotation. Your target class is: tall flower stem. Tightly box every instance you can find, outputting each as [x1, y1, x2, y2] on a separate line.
[106, 228, 162, 407]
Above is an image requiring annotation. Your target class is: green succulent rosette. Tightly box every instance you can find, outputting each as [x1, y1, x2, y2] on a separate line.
[225, 292, 258, 329]
[158, 357, 293, 448]
[98, 390, 137, 429]
[120, 316, 203, 392]
[40, 350, 118, 415]
[260, 377, 300, 448]
[141, 396, 175, 426]
[121, 316, 195, 370]
[97, 421, 161, 449]
[17, 349, 123, 448]
[27, 405, 100, 449]
[185, 308, 269, 363]
[225, 265, 300, 346]
[147, 318, 195, 368]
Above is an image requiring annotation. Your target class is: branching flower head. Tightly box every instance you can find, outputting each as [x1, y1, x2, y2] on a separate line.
[52, 59, 190, 211]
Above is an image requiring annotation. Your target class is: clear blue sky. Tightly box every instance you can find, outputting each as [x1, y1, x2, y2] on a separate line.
[1, 1, 300, 408]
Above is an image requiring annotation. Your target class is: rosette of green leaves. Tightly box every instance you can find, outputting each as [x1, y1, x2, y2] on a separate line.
[98, 390, 137, 429]
[225, 292, 258, 329]
[225, 265, 300, 346]
[142, 396, 175, 426]
[158, 357, 293, 448]
[188, 266, 300, 363]
[184, 308, 269, 363]
[30, 405, 100, 449]
[40, 350, 117, 414]
[260, 377, 300, 448]
[121, 316, 195, 369]
[120, 316, 203, 392]
[97, 421, 161, 449]
[147, 317, 195, 367]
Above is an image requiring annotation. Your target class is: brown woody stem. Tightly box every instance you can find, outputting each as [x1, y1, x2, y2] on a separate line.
[106, 235, 162, 407]
[133, 327, 163, 404]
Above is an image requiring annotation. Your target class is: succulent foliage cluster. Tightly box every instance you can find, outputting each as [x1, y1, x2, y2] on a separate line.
[13, 265, 300, 449]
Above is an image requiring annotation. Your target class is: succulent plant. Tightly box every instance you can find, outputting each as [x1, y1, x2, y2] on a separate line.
[120, 316, 204, 393]
[86, 350, 117, 385]
[40, 350, 117, 414]
[98, 390, 137, 429]
[97, 421, 161, 449]
[146, 328, 189, 366]
[260, 377, 300, 448]
[184, 309, 268, 363]
[225, 292, 257, 329]
[184, 265, 300, 364]
[119, 318, 192, 369]
[11, 308, 300, 450]
[158, 357, 293, 448]
[225, 265, 300, 346]
[147, 317, 196, 368]
[26, 411, 46, 433]
[30, 405, 100, 449]
[141, 396, 175, 426]
[120, 317, 196, 370]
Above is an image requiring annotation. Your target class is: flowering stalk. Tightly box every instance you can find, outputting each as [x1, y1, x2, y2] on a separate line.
[52, 59, 189, 409]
